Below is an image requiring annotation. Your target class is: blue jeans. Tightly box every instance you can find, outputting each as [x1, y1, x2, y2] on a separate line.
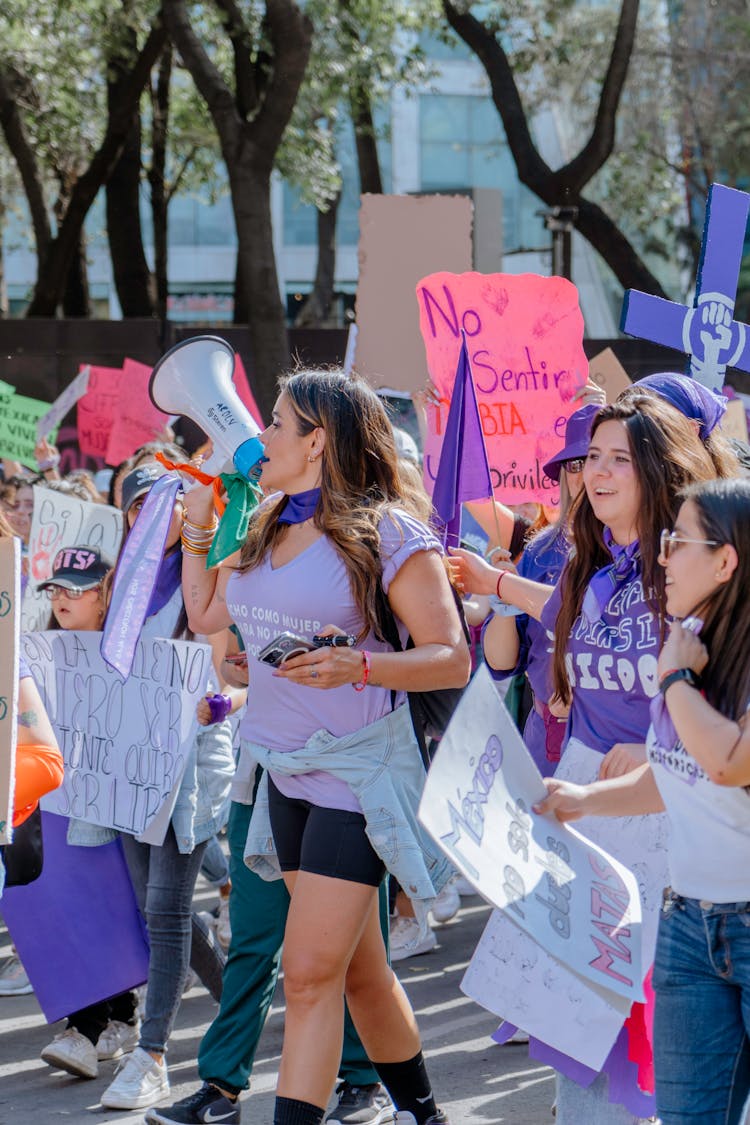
[653, 890, 750, 1124]
[122, 827, 217, 1054]
[555, 1073, 650, 1125]
[201, 833, 230, 888]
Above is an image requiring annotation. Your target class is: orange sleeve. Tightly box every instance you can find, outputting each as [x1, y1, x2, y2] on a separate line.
[12, 743, 64, 828]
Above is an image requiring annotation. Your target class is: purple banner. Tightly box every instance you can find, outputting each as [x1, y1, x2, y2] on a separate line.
[2, 812, 148, 1023]
[101, 474, 182, 678]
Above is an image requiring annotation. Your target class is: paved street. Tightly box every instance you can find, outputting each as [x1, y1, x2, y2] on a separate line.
[0, 884, 556, 1124]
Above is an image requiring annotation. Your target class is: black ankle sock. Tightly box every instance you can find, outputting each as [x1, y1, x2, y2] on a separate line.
[374, 1051, 437, 1123]
[273, 1096, 326, 1125]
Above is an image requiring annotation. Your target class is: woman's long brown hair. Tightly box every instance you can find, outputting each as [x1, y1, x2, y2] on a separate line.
[238, 369, 432, 639]
[551, 395, 718, 705]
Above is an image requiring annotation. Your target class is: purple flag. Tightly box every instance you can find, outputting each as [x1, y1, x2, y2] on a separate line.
[101, 473, 182, 678]
[432, 333, 493, 548]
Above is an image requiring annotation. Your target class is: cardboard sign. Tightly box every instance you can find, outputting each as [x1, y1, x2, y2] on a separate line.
[0, 538, 20, 844]
[355, 194, 474, 393]
[76, 364, 122, 459]
[2, 812, 149, 1021]
[0, 389, 60, 464]
[19, 631, 210, 842]
[720, 397, 749, 442]
[417, 272, 588, 503]
[233, 353, 264, 428]
[22, 489, 123, 632]
[105, 357, 169, 466]
[35, 366, 91, 441]
[588, 347, 631, 403]
[419, 667, 645, 1005]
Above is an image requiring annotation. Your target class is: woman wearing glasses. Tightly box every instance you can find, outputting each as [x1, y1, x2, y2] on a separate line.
[537, 476, 750, 1125]
[451, 396, 718, 1122]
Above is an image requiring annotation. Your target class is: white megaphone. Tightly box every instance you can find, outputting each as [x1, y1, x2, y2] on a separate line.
[149, 335, 265, 479]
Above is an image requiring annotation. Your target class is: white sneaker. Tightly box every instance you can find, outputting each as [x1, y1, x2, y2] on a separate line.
[100, 1046, 169, 1110]
[215, 896, 231, 950]
[0, 954, 33, 995]
[454, 875, 477, 897]
[431, 878, 460, 924]
[389, 916, 438, 962]
[97, 1018, 140, 1060]
[41, 1027, 98, 1078]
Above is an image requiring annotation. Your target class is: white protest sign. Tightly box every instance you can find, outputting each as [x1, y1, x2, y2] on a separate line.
[419, 666, 645, 1005]
[35, 366, 91, 441]
[0, 538, 20, 843]
[19, 631, 210, 843]
[462, 908, 629, 1071]
[22, 488, 123, 632]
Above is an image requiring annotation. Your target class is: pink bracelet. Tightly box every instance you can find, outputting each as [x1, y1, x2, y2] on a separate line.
[353, 650, 371, 692]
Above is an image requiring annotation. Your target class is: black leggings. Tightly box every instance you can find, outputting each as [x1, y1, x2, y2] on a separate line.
[268, 776, 385, 887]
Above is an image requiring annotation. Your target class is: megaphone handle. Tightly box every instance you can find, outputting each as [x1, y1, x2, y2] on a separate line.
[154, 452, 226, 514]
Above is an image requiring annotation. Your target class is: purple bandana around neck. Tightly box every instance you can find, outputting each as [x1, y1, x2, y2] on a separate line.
[101, 474, 182, 679]
[277, 487, 321, 525]
[581, 527, 641, 624]
[146, 547, 182, 618]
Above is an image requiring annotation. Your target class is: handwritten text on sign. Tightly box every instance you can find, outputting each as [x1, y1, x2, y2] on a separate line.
[0, 539, 20, 844]
[417, 272, 588, 504]
[22, 489, 123, 632]
[20, 631, 209, 841]
[76, 365, 121, 460]
[418, 666, 644, 1004]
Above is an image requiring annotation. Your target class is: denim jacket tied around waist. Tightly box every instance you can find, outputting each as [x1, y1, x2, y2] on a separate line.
[242, 703, 452, 909]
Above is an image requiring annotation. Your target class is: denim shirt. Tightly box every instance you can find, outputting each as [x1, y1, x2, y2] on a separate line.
[242, 704, 452, 908]
[68, 719, 235, 853]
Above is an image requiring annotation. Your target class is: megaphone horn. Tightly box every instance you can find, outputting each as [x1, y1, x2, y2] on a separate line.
[149, 335, 265, 480]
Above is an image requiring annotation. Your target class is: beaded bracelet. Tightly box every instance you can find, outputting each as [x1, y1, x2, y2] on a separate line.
[353, 650, 371, 692]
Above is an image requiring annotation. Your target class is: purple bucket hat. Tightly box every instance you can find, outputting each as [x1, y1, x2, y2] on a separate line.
[543, 403, 601, 483]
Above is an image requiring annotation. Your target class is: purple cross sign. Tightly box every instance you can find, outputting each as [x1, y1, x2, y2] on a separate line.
[621, 183, 750, 392]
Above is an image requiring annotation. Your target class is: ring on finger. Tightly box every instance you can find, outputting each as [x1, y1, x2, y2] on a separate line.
[310, 668, 318, 680]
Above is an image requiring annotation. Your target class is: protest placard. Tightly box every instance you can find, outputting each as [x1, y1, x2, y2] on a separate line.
[355, 195, 474, 393]
[2, 812, 149, 1021]
[0, 538, 20, 843]
[419, 666, 645, 1005]
[105, 357, 170, 466]
[35, 365, 91, 441]
[76, 364, 121, 459]
[233, 352, 264, 428]
[720, 397, 749, 442]
[417, 272, 588, 504]
[588, 347, 631, 402]
[0, 389, 60, 464]
[458, 730, 670, 1071]
[19, 630, 210, 842]
[22, 488, 123, 632]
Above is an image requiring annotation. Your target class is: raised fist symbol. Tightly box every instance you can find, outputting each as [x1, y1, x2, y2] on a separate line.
[699, 299, 733, 366]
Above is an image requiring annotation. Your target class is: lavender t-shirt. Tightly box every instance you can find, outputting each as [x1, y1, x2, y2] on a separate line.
[541, 568, 660, 756]
[226, 509, 442, 811]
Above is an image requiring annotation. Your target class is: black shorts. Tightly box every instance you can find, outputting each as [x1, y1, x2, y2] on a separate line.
[267, 775, 386, 887]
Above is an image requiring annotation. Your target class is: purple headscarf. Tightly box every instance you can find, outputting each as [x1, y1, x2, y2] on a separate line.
[637, 372, 727, 440]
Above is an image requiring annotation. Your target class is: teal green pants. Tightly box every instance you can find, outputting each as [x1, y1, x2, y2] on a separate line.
[198, 800, 388, 1094]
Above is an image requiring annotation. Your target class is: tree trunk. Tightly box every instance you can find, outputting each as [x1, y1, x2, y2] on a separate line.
[231, 158, 290, 419]
[61, 231, 91, 317]
[149, 45, 173, 321]
[26, 21, 167, 317]
[442, 0, 667, 299]
[295, 190, 340, 326]
[350, 90, 382, 194]
[0, 67, 51, 270]
[0, 194, 7, 319]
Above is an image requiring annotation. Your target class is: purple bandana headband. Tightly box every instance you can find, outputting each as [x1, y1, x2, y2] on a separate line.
[638, 372, 727, 440]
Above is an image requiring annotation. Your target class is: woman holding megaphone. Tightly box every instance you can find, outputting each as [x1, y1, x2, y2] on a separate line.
[181, 369, 470, 1125]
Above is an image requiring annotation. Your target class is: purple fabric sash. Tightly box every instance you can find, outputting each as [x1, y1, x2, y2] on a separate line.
[101, 474, 182, 678]
[147, 547, 182, 618]
[277, 487, 321, 525]
[582, 528, 641, 624]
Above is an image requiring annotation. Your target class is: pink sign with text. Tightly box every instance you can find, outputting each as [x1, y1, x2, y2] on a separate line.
[417, 272, 588, 504]
[76, 365, 121, 460]
[106, 358, 169, 466]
